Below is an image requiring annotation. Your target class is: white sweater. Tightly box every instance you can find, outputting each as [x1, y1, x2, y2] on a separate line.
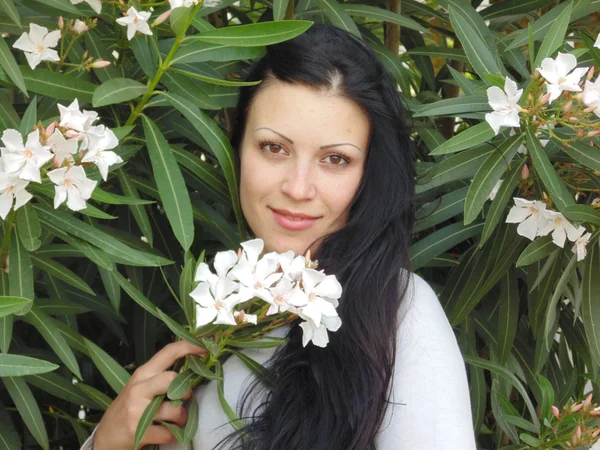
[82, 274, 477, 449]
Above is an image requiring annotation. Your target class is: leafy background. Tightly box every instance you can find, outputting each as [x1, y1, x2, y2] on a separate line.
[0, 0, 600, 448]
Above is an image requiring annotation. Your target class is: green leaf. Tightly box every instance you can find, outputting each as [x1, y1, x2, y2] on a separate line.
[186, 354, 221, 380]
[183, 399, 199, 442]
[229, 350, 267, 379]
[562, 204, 600, 225]
[180, 253, 196, 326]
[408, 47, 468, 64]
[0, 92, 20, 129]
[142, 115, 194, 250]
[447, 1, 502, 80]
[480, 0, 550, 19]
[19, 96, 37, 135]
[520, 434, 542, 447]
[500, 416, 539, 434]
[134, 395, 165, 450]
[155, 308, 204, 347]
[84, 32, 122, 82]
[582, 241, 600, 367]
[34, 204, 172, 267]
[227, 337, 287, 349]
[112, 271, 159, 318]
[464, 355, 540, 430]
[215, 363, 244, 430]
[409, 222, 484, 270]
[25, 372, 97, 408]
[414, 186, 468, 233]
[480, 159, 524, 246]
[91, 188, 155, 205]
[190, 20, 313, 47]
[317, 0, 360, 37]
[431, 123, 496, 156]
[131, 33, 159, 78]
[9, 229, 33, 301]
[170, 6, 190, 36]
[516, 236, 556, 267]
[496, 272, 519, 364]
[25, 306, 82, 379]
[0, 400, 21, 450]
[0, 0, 20, 26]
[273, 0, 289, 21]
[162, 72, 219, 110]
[538, 374, 555, 422]
[0, 296, 31, 318]
[76, 383, 112, 410]
[561, 139, 600, 172]
[117, 169, 153, 247]
[413, 95, 489, 117]
[464, 134, 523, 224]
[171, 41, 265, 65]
[84, 338, 131, 394]
[527, 127, 575, 212]
[168, 67, 259, 86]
[0, 35, 26, 95]
[342, 4, 428, 34]
[17, 67, 95, 102]
[93, 78, 147, 107]
[30, 254, 94, 294]
[16, 203, 41, 252]
[162, 92, 244, 235]
[533, 1, 573, 68]
[29, 0, 80, 15]
[3, 377, 49, 450]
[167, 370, 195, 400]
[0, 354, 58, 377]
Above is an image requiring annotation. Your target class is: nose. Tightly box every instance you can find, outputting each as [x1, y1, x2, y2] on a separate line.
[280, 160, 316, 201]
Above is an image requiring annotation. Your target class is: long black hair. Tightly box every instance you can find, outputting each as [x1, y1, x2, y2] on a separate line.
[224, 23, 415, 450]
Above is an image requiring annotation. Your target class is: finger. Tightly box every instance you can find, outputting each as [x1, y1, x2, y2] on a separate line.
[139, 425, 177, 448]
[136, 341, 207, 379]
[138, 370, 178, 398]
[155, 402, 187, 427]
[181, 388, 193, 401]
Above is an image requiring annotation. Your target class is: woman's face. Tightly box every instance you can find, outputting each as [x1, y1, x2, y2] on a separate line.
[239, 80, 370, 255]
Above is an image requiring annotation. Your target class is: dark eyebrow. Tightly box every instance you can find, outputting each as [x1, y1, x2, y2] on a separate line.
[255, 127, 363, 152]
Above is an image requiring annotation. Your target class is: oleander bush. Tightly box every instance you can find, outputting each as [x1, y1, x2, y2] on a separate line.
[0, 0, 600, 448]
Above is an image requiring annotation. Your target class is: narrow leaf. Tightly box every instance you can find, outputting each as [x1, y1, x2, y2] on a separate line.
[93, 78, 147, 107]
[167, 370, 195, 400]
[533, 2, 573, 68]
[0, 296, 31, 318]
[84, 338, 131, 394]
[431, 122, 495, 156]
[0, 354, 58, 377]
[134, 395, 165, 450]
[0, 35, 26, 95]
[190, 20, 312, 47]
[582, 241, 600, 367]
[16, 202, 41, 252]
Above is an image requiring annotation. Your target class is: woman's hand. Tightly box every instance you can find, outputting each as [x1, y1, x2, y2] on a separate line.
[93, 340, 208, 450]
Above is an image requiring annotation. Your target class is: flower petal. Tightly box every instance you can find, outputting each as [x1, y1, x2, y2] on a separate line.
[196, 305, 217, 327]
[189, 282, 215, 307]
[214, 250, 238, 278]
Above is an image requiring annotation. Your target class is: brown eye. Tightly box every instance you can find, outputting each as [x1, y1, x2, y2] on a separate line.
[323, 154, 349, 166]
[259, 141, 286, 155]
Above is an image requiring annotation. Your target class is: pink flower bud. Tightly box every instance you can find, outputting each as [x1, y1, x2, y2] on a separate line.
[589, 66, 596, 81]
[521, 164, 530, 180]
[587, 130, 600, 138]
[45, 122, 56, 138]
[53, 155, 61, 168]
[585, 393, 594, 408]
[72, 19, 89, 35]
[575, 425, 582, 441]
[90, 59, 111, 68]
[65, 130, 80, 138]
[153, 9, 172, 26]
[540, 92, 552, 105]
[568, 116, 578, 122]
[58, 16, 64, 29]
[593, 429, 600, 437]
[552, 405, 560, 419]
[585, 105, 599, 113]
[564, 101, 573, 112]
[571, 403, 584, 413]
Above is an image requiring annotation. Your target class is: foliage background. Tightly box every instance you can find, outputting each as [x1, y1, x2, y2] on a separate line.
[0, 0, 600, 448]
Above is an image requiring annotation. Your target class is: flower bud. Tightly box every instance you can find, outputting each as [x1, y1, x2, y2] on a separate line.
[571, 402, 583, 413]
[82, 50, 88, 60]
[90, 59, 111, 68]
[552, 405, 560, 419]
[587, 130, 600, 138]
[585, 105, 599, 113]
[540, 92, 552, 105]
[58, 16, 64, 30]
[65, 129, 80, 138]
[152, 9, 172, 27]
[584, 393, 593, 409]
[593, 429, 600, 437]
[568, 116, 579, 122]
[72, 19, 88, 35]
[575, 425, 582, 441]
[564, 100, 573, 112]
[521, 164, 530, 180]
[45, 121, 56, 138]
[588, 66, 596, 81]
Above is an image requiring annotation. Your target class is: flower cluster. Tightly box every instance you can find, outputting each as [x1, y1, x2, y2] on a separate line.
[0, 99, 122, 218]
[506, 198, 591, 261]
[190, 239, 343, 348]
[548, 394, 600, 449]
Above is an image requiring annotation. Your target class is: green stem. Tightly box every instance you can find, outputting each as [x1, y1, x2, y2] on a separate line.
[124, 4, 202, 127]
[0, 210, 16, 269]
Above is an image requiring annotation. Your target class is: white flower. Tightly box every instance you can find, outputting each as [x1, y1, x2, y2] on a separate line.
[47, 165, 97, 211]
[595, 34, 600, 49]
[12, 23, 61, 70]
[0, 170, 32, 220]
[0, 129, 53, 183]
[57, 99, 98, 133]
[264, 277, 301, 316]
[299, 315, 342, 348]
[72, 19, 89, 35]
[537, 53, 589, 104]
[190, 279, 240, 327]
[234, 310, 257, 325]
[572, 230, 591, 262]
[537, 210, 584, 248]
[506, 198, 550, 241]
[203, 0, 222, 7]
[70, 0, 102, 14]
[48, 129, 78, 166]
[484, 77, 523, 135]
[489, 179, 503, 201]
[116, 7, 153, 41]
[582, 77, 600, 119]
[231, 252, 282, 303]
[194, 249, 238, 285]
[169, 0, 199, 9]
[278, 252, 307, 282]
[80, 126, 122, 181]
[289, 268, 342, 327]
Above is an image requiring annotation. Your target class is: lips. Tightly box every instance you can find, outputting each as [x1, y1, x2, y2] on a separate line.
[269, 208, 321, 231]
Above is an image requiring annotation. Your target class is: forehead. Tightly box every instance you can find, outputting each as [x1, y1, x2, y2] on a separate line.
[245, 80, 371, 144]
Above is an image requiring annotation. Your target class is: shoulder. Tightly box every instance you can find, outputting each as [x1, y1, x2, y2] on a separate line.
[374, 273, 477, 449]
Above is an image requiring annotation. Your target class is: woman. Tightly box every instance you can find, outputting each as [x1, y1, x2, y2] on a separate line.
[84, 24, 476, 449]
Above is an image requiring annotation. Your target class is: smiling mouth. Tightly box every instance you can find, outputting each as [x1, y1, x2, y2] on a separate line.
[269, 208, 320, 220]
